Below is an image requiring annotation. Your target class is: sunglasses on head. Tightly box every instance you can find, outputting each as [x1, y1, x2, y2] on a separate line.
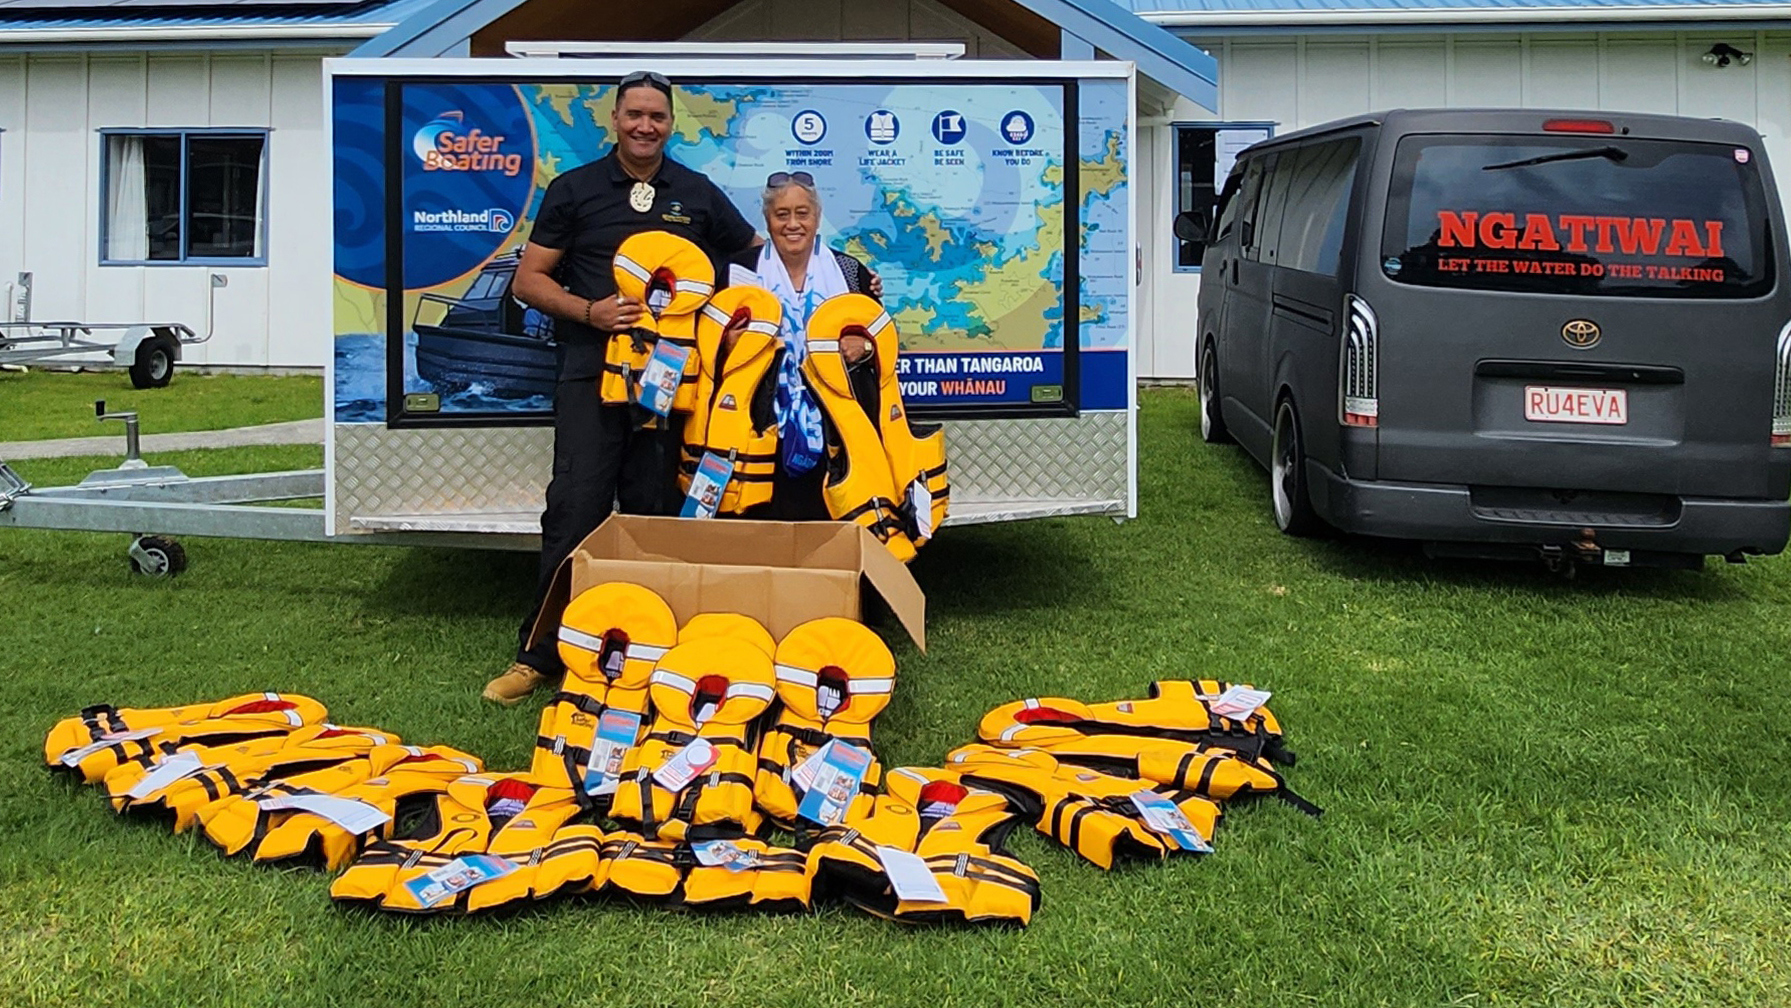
[765, 171, 816, 188]
[618, 70, 672, 96]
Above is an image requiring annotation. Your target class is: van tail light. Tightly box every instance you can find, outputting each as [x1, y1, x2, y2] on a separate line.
[1543, 118, 1616, 134]
[1340, 294, 1379, 428]
[1773, 321, 1791, 447]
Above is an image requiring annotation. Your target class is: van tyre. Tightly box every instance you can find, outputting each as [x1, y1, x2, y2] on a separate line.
[128, 333, 179, 389]
[1199, 342, 1231, 444]
[1270, 399, 1322, 537]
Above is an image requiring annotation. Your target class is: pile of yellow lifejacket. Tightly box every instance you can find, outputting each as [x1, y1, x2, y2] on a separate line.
[44, 585, 1317, 924]
[611, 231, 949, 559]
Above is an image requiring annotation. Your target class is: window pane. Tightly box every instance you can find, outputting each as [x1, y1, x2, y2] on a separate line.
[186, 135, 264, 258]
[105, 134, 180, 261]
[1278, 139, 1359, 276]
[1176, 128, 1217, 267]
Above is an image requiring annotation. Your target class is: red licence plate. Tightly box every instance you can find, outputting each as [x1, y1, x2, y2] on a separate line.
[1523, 385, 1629, 425]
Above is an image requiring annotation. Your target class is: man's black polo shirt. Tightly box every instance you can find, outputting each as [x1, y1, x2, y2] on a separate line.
[530, 149, 756, 381]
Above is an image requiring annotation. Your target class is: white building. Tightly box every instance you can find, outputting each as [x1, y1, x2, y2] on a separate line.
[2, 0, 1787, 377]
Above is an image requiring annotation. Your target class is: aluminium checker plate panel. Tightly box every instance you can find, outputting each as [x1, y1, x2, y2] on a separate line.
[331, 410, 1130, 537]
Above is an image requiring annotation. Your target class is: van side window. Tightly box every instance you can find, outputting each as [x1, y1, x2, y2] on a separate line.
[1212, 169, 1245, 242]
[1219, 158, 1263, 247]
[1252, 153, 1290, 264]
[1240, 154, 1277, 262]
[1276, 138, 1362, 277]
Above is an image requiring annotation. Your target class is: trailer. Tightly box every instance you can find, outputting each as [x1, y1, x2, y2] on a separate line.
[0, 272, 227, 388]
[2, 48, 1140, 572]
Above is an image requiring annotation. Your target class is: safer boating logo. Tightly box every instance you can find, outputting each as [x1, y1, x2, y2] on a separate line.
[413, 110, 525, 177]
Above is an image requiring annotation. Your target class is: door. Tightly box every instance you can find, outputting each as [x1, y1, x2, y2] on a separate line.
[1221, 151, 1283, 457]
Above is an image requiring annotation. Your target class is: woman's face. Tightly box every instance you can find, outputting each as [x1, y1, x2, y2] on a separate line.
[766, 185, 818, 260]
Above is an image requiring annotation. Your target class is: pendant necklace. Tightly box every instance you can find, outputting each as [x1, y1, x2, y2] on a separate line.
[629, 180, 655, 213]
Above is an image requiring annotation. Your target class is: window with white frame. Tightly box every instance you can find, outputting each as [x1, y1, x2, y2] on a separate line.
[103, 131, 266, 264]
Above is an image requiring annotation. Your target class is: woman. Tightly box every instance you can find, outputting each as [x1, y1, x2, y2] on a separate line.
[722, 171, 881, 519]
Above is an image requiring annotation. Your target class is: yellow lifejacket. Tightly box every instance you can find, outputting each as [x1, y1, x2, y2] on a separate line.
[602, 231, 714, 412]
[44, 692, 327, 774]
[531, 582, 676, 799]
[94, 718, 361, 797]
[241, 745, 485, 871]
[679, 286, 784, 514]
[598, 831, 812, 911]
[107, 725, 397, 832]
[806, 766, 1040, 926]
[803, 295, 949, 561]
[977, 680, 1294, 767]
[677, 612, 776, 659]
[608, 638, 776, 841]
[56, 704, 327, 787]
[330, 773, 599, 915]
[754, 617, 894, 828]
[945, 744, 1222, 870]
[993, 733, 1318, 813]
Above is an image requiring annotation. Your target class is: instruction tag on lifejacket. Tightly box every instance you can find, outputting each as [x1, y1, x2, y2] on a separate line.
[1206, 685, 1271, 723]
[58, 727, 162, 767]
[1130, 791, 1212, 852]
[680, 452, 735, 518]
[909, 479, 934, 539]
[403, 853, 518, 908]
[582, 709, 644, 797]
[875, 846, 949, 903]
[637, 339, 690, 418]
[652, 738, 719, 792]
[258, 793, 391, 834]
[691, 839, 760, 872]
[125, 750, 213, 800]
[797, 740, 873, 827]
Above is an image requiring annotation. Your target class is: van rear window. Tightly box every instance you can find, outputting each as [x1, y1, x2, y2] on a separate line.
[1381, 135, 1775, 299]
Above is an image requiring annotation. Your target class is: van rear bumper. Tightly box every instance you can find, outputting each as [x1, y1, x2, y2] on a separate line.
[1307, 462, 1791, 556]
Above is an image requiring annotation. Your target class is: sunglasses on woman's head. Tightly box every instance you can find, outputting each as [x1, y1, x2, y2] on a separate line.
[766, 171, 816, 188]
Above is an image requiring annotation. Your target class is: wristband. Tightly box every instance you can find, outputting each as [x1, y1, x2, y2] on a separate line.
[584, 298, 596, 329]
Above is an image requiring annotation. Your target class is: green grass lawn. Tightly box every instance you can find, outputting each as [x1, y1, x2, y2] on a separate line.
[0, 370, 322, 442]
[3, 389, 1789, 1008]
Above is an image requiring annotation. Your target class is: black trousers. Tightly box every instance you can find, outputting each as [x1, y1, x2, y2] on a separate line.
[514, 378, 682, 674]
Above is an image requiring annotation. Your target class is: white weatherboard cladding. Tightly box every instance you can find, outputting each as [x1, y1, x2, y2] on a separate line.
[1142, 30, 1791, 380]
[0, 51, 336, 369]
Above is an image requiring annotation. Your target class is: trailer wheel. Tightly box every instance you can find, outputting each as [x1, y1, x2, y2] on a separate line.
[129, 535, 187, 578]
[128, 333, 179, 389]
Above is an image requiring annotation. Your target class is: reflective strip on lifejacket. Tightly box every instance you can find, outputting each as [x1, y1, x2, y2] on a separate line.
[651, 670, 695, 693]
[557, 627, 667, 663]
[701, 303, 730, 326]
[628, 643, 668, 662]
[615, 255, 651, 285]
[854, 677, 894, 696]
[775, 664, 816, 686]
[726, 681, 777, 704]
[868, 311, 893, 335]
[808, 339, 839, 354]
[678, 278, 714, 298]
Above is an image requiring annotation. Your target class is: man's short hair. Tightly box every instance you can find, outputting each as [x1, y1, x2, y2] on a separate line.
[617, 70, 673, 103]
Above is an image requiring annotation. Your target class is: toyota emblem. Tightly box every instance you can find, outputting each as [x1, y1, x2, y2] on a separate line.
[1561, 319, 1601, 349]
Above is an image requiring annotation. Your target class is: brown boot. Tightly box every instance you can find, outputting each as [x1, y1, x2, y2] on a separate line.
[482, 662, 548, 706]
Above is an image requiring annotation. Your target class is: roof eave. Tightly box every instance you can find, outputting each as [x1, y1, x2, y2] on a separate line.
[0, 23, 392, 45]
[1144, 4, 1791, 28]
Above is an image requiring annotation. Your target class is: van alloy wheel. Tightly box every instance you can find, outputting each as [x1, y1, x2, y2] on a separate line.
[1199, 344, 1230, 444]
[1270, 399, 1321, 537]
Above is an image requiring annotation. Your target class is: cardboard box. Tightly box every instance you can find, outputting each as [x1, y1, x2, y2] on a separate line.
[528, 516, 926, 651]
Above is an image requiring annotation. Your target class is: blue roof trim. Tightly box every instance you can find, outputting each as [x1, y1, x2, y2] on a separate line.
[0, 0, 428, 30]
[1123, 0, 1784, 12]
[352, 0, 1219, 109]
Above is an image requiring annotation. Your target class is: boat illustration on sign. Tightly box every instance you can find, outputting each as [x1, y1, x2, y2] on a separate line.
[412, 250, 557, 400]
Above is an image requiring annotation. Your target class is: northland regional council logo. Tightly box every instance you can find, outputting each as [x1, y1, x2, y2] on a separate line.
[411, 208, 515, 234]
[413, 110, 524, 176]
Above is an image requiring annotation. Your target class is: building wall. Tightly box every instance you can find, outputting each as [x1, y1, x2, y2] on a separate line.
[1142, 29, 1791, 378]
[684, 0, 1030, 56]
[0, 50, 336, 369]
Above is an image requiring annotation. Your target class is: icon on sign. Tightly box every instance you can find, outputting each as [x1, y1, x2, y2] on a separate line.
[792, 110, 827, 145]
[865, 110, 900, 145]
[931, 110, 967, 146]
[1001, 110, 1035, 145]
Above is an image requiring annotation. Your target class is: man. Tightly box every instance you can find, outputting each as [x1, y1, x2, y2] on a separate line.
[484, 70, 758, 705]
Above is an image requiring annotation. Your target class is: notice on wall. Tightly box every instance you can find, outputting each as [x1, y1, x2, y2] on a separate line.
[1214, 127, 1271, 188]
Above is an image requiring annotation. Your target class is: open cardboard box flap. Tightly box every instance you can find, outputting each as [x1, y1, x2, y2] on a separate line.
[527, 515, 926, 652]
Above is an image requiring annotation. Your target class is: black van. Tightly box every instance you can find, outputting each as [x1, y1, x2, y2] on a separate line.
[1185, 108, 1791, 568]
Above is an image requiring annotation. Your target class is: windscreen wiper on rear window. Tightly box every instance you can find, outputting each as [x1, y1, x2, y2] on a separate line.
[1482, 146, 1630, 171]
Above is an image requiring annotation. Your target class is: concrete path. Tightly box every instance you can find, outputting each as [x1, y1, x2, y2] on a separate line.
[0, 418, 324, 460]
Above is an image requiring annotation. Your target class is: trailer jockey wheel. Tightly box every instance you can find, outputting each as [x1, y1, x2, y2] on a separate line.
[128, 535, 187, 578]
[128, 333, 179, 389]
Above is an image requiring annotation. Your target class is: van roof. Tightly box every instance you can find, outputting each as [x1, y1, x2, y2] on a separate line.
[1250, 107, 1764, 153]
